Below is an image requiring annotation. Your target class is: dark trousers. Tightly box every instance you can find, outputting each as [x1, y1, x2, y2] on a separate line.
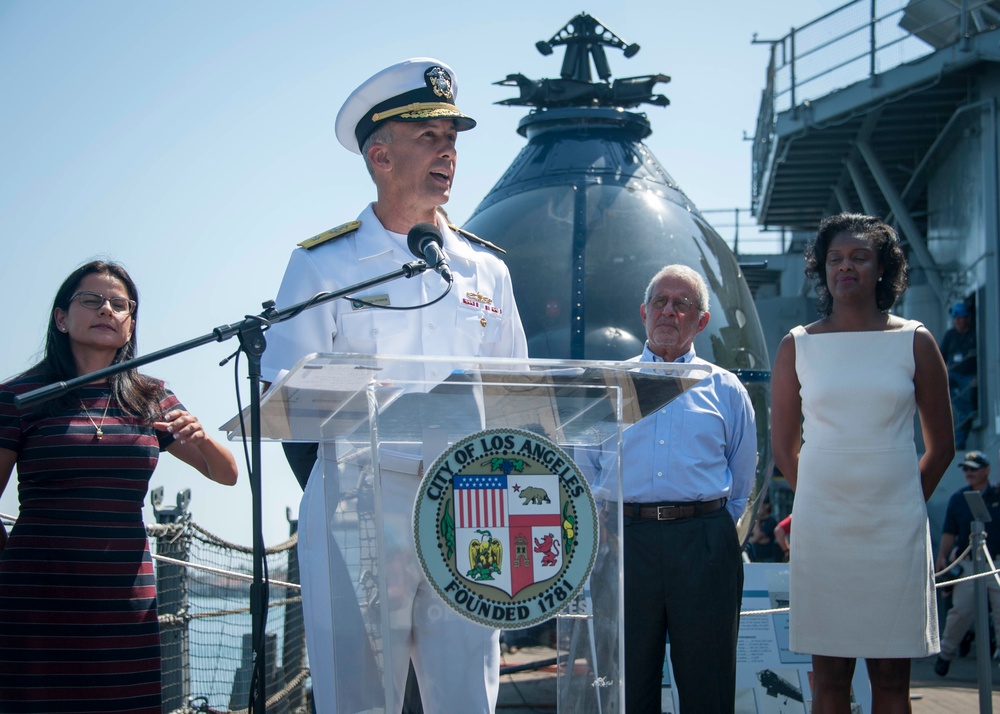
[624, 507, 743, 713]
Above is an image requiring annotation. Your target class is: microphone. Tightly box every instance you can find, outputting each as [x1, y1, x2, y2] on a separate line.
[407, 223, 453, 282]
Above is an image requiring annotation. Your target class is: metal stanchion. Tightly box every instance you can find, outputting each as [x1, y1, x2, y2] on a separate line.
[963, 490, 993, 714]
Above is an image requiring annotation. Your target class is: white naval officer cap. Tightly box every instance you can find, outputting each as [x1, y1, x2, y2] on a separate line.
[335, 58, 477, 155]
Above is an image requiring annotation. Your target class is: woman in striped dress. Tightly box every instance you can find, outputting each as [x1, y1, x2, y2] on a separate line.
[0, 260, 238, 713]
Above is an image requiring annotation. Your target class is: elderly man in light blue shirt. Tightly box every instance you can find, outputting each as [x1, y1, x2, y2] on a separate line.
[609, 264, 757, 713]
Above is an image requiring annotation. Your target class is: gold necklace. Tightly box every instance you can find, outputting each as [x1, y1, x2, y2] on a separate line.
[81, 394, 113, 440]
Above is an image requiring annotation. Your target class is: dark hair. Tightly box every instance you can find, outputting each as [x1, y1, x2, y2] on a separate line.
[804, 213, 908, 316]
[37, 260, 162, 420]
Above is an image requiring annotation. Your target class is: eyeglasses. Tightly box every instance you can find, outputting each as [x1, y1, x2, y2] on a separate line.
[962, 466, 985, 472]
[70, 291, 136, 315]
[647, 295, 698, 313]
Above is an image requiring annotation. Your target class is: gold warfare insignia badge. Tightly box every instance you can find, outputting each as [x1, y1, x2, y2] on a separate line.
[425, 66, 453, 99]
[413, 428, 598, 628]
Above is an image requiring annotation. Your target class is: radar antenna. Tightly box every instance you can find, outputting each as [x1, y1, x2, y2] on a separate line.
[536, 12, 640, 82]
[495, 12, 670, 110]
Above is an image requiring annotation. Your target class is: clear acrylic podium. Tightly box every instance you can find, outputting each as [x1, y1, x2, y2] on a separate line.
[250, 353, 709, 713]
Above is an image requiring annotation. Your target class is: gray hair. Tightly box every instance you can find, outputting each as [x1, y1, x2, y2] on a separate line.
[643, 265, 710, 312]
[360, 121, 396, 181]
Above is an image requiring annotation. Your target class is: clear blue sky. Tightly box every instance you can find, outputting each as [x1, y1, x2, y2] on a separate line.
[0, 0, 838, 544]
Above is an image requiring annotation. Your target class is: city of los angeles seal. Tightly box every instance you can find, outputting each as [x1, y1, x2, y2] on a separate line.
[413, 428, 598, 629]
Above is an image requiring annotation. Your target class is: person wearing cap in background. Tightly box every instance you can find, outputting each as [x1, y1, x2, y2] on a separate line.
[933, 450, 1000, 676]
[261, 59, 527, 712]
[939, 302, 977, 448]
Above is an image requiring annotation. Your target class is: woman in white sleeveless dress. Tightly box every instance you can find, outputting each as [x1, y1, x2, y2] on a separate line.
[771, 214, 954, 713]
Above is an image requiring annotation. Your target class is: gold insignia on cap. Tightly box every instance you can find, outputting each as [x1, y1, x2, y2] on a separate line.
[399, 107, 463, 121]
[372, 102, 461, 123]
[298, 220, 361, 249]
[425, 66, 453, 99]
[480, 317, 488, 327]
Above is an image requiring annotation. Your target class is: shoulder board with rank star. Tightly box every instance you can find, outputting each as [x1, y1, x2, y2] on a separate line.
[448, 223, 506, 254]
[297, 220, 362, 249]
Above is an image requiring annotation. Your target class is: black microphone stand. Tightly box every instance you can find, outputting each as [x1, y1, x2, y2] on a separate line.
[15, 259, 433, 714]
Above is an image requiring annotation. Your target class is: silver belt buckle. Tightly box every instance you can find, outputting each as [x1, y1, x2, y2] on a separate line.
[656, 505, 678, 521]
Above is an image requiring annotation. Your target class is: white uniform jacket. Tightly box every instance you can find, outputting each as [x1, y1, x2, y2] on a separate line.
[262, 203, 527, 384]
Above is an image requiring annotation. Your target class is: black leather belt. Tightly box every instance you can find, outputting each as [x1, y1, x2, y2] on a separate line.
[622, 498, 727, 521]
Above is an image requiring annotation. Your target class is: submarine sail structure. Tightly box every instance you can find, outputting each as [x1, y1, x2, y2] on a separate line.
[464, 13, 772, 537]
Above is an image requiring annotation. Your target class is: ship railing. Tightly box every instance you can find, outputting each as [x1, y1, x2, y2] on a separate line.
[751, 0, 1000, 215]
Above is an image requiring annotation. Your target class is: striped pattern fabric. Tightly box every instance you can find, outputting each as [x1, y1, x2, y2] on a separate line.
[0, 373, 179, 713]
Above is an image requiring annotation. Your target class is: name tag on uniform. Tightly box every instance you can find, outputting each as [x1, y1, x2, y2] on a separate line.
[351, 294, 391, 310]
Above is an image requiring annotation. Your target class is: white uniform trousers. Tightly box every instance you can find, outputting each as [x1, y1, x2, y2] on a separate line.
[378, 463, 500, 713]
[299, 456, 500, 713]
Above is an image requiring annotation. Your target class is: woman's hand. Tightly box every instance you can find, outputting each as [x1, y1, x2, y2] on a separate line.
[159, 410, 239, 486]
[154, 409, 207, 446]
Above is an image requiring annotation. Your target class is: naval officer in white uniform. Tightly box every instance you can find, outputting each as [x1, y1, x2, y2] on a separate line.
[261, 58, 527, 714]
